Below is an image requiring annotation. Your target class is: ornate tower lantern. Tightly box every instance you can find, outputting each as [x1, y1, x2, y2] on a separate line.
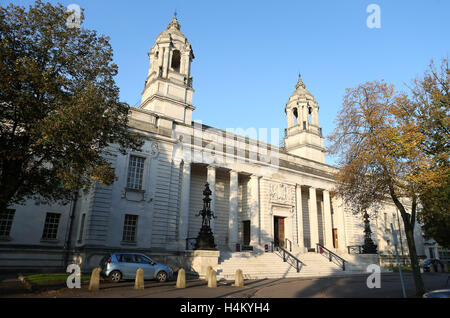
[194, 183, 217, 250]
[283, 73, 326, 163]
[140, 13, 195, 125]
[362, 211, 378, 254]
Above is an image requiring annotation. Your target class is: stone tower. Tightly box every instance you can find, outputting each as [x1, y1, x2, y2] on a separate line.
[283, 74, 325, 163]
[140, 14, 195, 125]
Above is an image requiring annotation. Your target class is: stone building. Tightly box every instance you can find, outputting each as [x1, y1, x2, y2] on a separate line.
[0, 15, 426, 275]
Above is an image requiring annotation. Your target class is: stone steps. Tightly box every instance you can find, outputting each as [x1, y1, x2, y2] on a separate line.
[215, 251, 364, 280]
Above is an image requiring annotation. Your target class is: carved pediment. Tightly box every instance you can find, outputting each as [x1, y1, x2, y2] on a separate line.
[269, 182, 295, 205]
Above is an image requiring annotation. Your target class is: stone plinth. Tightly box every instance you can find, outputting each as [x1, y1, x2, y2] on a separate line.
[188, 250, 220, 279]
[345, 254, 380, 272]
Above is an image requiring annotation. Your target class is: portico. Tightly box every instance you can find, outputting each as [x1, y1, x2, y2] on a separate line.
[177, 161, 340, 254]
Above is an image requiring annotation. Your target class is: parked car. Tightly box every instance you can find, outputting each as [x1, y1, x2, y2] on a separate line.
[423, 289, 450, 298]
[99, 252, 173, 283]
[423, 259, 444, 272]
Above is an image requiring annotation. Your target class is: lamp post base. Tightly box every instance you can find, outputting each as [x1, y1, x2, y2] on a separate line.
[194, 226, 217, 250]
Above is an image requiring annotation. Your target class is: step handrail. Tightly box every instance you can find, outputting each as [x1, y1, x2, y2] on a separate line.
[316, 243, 346, 271]
[271, 242, 305, 273]
[285, 238, 293, 252]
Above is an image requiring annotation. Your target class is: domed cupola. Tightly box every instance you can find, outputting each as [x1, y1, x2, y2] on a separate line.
[140, 13, 195, 125]
[283, 73, 325, 163]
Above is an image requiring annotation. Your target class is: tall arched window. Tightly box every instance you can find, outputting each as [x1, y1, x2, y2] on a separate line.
[293, 108, 298, 126]
[171, 50, 181, 73]
[308, 106, 312, 125]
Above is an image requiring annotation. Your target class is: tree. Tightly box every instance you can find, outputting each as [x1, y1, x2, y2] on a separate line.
[328, 80, 428, 296]
[0, 1, 143, 212]
[410, 59, 450, 249]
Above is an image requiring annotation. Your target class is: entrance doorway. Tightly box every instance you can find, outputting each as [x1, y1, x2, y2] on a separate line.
[274, 216, 285, 248]
[243, 220, 251, 246]
[333, 228, 338, 248]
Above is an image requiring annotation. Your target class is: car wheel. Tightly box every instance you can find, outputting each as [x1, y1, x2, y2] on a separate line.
[156, 271, 168, 282]
[109, 270, 122, 283]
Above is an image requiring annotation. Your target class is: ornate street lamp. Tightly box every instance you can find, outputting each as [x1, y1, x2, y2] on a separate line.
[194, 183, 217, 250]
[362, 211, 378, 254]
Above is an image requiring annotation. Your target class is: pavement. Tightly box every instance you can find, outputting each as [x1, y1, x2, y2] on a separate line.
[1, 272, 449, 298]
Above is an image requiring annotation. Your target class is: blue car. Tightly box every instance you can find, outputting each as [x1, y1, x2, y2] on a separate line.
[99, 252, 173, 283]
[423, 259, 444, 272]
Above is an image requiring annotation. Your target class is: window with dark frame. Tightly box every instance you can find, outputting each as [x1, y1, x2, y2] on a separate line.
[78, 213, 86, 242]
[126, 155, 145, 190]
[122, 214, 138, 242]
[0, 209, 15, 238]
[42, 212, 61, 240]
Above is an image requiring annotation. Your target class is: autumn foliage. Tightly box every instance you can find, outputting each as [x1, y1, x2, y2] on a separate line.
[328, 58, 449, 296]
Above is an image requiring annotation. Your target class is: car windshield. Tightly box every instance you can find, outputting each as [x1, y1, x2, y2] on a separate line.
[134, 255, 153, 264]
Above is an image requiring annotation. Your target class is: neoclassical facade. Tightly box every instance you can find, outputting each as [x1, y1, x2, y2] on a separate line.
[0, 15, 426, 272]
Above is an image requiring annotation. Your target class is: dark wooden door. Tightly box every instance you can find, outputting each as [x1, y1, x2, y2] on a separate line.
[243, 221, 251, 246]
[333, 228, 338, 248]
[274, 217, 285, 247]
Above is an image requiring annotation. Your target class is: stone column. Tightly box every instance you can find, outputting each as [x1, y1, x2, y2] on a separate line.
[312, 107, 319, 126]
[303, 105, 309, 129]
[163, 47, 170, 78]
[336, 196, 348, 252]
[207, 165, 216, 234]
[186, 54, 191, 78]
[308, 187, 319, 250]
[434, 246, 440, 260]
[250, 175, 261, 247]
[323, 190, 334, 250]
[332, 196, 342, 251]
[178, 162, 191, 250]
[287, 108, 294, 128]
[228, 170, 239, 250]
[296, 185, 304, 251]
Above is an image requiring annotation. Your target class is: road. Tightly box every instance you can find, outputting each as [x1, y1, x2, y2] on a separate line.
[1, 272, 449, 298]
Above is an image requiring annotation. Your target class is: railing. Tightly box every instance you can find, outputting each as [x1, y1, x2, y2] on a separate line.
[272, 242, 305, 273]
[347, 245, 363, 254]
[316, 243, 346, 271]
[285, 238, 293, 252]
[185, 237, 197, 250]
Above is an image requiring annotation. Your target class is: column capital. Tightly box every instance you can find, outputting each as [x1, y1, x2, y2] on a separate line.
[182, 161, 191, 172]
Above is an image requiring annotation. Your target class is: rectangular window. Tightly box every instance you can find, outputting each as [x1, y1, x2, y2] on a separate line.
[392, 213, 397, 230]
[384, 213, 388, 231]
[0, 209, 15, 238]
[78, 214, 86, 242]
[42, 213, 61, 240]
[126, 155, 145, 190]
[122, 214, 138, 242]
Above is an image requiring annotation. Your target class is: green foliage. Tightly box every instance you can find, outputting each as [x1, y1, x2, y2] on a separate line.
[419, 182, 450, 248]
[411, 59, 450, 248]
[0, 1, 143, 209]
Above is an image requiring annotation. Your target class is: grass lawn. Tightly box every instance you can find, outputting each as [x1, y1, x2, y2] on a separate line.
[24, 273, 91, 285]
[383, 265, 413, 272]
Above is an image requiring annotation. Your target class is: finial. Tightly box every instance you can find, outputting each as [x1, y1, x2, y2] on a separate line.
[295, 73, 306, 89]
[167, 11, 181, 30]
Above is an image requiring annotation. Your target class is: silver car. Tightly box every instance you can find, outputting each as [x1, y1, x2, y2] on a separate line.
[100, 252, 173, 283]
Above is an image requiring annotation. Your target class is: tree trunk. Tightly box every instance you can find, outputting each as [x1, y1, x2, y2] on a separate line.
[401, 211, 426, 296]
[389, 186, 425, 296]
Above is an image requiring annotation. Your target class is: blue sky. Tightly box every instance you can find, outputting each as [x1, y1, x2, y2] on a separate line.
[6, 0, 450, 165]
